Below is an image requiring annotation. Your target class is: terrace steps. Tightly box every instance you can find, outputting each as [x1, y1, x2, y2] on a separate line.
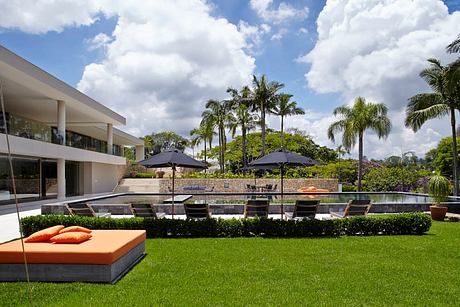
[115, 179, 160, 193]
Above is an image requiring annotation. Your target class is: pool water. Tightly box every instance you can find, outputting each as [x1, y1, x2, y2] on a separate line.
[86, 192, 438, 205]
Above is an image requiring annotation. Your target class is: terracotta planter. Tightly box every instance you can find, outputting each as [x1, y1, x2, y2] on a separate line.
[430, 205, 448, 221]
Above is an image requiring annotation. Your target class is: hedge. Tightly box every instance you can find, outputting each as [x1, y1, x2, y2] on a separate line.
[20, 213, 431, 238]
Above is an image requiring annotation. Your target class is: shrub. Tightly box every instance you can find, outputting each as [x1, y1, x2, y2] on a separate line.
[21, 212, 431, 238]
[135, 172, 156, 178]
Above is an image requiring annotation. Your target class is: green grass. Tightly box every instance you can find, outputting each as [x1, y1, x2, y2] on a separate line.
[2, 222, 460, 306]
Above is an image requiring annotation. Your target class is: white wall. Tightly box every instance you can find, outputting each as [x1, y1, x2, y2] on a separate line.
[82, 162, 125, 194]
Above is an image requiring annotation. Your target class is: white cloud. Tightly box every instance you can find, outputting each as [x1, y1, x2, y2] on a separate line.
[250, 0, 309, 24]
[85, 33, 112, 51]
[76, 0, 255, 136]
[0, 0, 103, 34]
[271, 28, 288, 41]
[298, 0, 460, 159]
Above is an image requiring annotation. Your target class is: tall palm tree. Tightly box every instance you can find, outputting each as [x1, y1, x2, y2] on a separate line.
[201, 99, 233, 172]
[227, 86, 258, 167]
[405, 58, 460, 195]
[252, 74, 284, 156]
[328, 97, 391, 191]
[447, 34, 460, 53]
[190, 125, 214, 163]
[273, 93, 305, 148]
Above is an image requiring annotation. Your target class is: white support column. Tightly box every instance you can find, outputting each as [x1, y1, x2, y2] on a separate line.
[135, 145, 145, 161]
[57, 100, 66, 200]
[57, 158, 65, 200]
[107, 123, 113, 154]
[57, 100, 66, 145]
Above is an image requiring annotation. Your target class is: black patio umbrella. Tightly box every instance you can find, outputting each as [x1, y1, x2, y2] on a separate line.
[139, 149, 207, 218]
[249, 149, 319, 218]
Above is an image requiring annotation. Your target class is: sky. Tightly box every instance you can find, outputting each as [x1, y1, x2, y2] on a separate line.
[0, 0, 459, 159]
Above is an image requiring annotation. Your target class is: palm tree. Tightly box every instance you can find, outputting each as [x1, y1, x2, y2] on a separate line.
[273, 93, 305, 148]
[190, 125, 214, 163]
[336, 145, 349, 183]
[201, 99, 233, 172]
[447, 34, 460, 53]
[328, 97, 391, 191]
[252, 74, 284, 156]
[227, 86, 258, 167]
[405, 58, 460, 195]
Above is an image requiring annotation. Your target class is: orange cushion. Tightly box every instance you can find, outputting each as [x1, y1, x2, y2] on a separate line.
[59, 226, 92, 234]
[50, 232, 92, 244]
[24, 225, 65, 243]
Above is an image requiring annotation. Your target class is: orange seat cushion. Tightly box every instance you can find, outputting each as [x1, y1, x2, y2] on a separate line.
[59, 226, 92, 234]
[24, 225, 65, 243]
[0, 230, 146, 265]
[50, 232, 92, 244]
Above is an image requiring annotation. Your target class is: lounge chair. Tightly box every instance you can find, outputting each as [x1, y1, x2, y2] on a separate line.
[66, 203, 111, 217]
[330, 199, 372, 218]
[130, 203, 165, 218]
[244, 199, 269, 218]
[285, 200, 319, 220]
[184, 203, 211, 219]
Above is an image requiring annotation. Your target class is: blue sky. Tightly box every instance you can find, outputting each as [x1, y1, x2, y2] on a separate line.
[0, 0, 459, 158]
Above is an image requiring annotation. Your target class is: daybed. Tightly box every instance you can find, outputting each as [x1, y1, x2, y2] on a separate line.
[0, 229, 146, 284]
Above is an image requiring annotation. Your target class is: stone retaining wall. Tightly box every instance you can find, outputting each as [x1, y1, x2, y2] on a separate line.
[158, 178, 338, 193]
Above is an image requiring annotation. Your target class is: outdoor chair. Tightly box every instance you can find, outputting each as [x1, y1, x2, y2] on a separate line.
[66, 203, 111, 217]
[184, 203, 211, 219]
[130, 203, 165, 218]
[285, 200, 319, 220]
[330, 199, 372, 218]
[244, 199, 269, 218]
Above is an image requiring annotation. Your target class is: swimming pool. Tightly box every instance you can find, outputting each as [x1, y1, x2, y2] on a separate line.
[81, 191, 449, 205]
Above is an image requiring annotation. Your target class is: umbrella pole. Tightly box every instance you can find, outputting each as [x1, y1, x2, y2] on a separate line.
[280, 165, 284, 219]
[172, 166, 175, 219]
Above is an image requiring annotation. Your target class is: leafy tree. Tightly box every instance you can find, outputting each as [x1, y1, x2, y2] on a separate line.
[272, 93, 305, 148]
[123, 147, 135, 162]
[328, 97, 391, 191]
[142, 131, 188, 158]
[363, 166, 429, 192]
[227, 86, 258, 167]
[428, 136, 460, 179]
[251, 74, 284, 156]
[405, 58, 460, 195]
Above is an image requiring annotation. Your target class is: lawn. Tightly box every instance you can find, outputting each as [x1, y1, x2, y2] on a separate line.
[1, 221, 460, 306]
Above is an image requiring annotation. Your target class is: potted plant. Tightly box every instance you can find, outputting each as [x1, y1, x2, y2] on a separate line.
[156, 171, 165, 178]
[428, 174, 451, 221]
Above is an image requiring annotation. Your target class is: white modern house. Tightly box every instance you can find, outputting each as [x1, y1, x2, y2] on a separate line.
[0, 45, 144, 203]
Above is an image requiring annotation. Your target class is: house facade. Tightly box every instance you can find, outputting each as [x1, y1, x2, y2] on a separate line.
[0, 45, 144, 204]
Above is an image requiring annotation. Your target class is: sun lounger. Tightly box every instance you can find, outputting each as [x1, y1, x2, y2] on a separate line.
[244, 199, 269, 218]
[285, 200, 319, 220]
[66, 203, 111, 217]
[0, 230, 146, 283]
[330, 199, 372, 218]
[184, 203, 211, 219]
[130, 203, 165, 218]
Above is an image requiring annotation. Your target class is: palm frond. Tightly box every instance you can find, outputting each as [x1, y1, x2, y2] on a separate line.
[447, 35, 460, 53]
[405, 93, 448, 131]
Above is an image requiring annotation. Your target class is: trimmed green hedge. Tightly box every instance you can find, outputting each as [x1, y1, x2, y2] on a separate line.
[21, 213, 431, 238]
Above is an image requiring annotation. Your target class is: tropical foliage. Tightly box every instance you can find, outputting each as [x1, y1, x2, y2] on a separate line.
[142, 131, 188, 158]
[362, 166, 430, 192]
[405, 58, 460, 195]
[328, 97, 391, 191]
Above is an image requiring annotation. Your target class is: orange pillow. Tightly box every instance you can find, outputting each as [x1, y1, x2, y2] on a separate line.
[24, 225, 65, 243]
[50, 232, 92, 244]
[59, 226, 92, 234]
